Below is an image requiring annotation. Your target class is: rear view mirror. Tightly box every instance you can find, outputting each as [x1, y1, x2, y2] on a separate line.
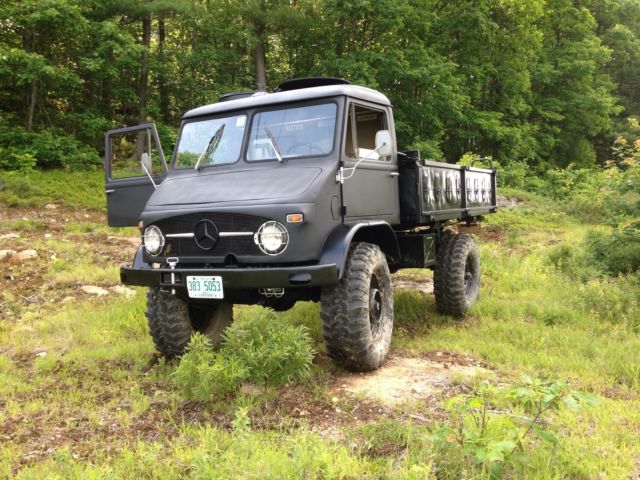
[375, 130, 392, 157]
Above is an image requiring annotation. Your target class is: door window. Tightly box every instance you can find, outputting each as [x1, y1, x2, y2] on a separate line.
[109, 126, 166, 179]
[345, 105, 390, 161]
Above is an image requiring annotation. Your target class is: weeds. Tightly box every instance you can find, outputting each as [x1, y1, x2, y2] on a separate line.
[430, 378, 597, 477]
[173, 334, 247, 401]
[173, 309, 315, 402]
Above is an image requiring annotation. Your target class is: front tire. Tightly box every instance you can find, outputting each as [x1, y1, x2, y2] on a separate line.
[320, 242, 394, 372]
[434, 233, 481, 316]
[146, 288, 233, 357]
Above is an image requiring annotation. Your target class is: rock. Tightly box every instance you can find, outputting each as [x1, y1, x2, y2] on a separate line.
[45, 204, 58, 210]
[239, 383, 266, 396]
[15, 249, 38, 261]
[44, 233, 52, 238]
[110, 285, 135, 297]
[496, 194, 518, 209]
[0, 250, 16, 261]
[61, 296, 75, 303]
[0, 232, 20, 240]
[80, 285, 109, 296]
[108, 236, 140, 247]
[36, 351, 47, 358]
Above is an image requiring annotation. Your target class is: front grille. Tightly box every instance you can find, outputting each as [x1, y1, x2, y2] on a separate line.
[154, 213, 267, 257]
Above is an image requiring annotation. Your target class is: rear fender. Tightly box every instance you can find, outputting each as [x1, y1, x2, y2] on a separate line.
[319, 222, 400, 279]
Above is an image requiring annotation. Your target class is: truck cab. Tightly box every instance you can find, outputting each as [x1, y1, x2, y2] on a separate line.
[104, 77, 496, 372]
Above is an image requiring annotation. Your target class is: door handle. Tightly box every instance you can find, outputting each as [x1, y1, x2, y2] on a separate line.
[105, 189, 115, 194]
[389, 172, 399, 177]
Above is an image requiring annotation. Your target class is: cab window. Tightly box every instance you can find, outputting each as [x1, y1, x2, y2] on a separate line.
[345, 105, 390, 161]
[247, 103, 337, 161]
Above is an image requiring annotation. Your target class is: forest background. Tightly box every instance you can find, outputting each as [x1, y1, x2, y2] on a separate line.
[1, 0, 640, 173]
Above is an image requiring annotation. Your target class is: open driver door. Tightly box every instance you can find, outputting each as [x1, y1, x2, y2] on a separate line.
[104, 123, 168, 227]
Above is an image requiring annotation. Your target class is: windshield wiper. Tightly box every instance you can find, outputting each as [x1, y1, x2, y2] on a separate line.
[194, 123, 226, 170]
[264, 127, 283, 163]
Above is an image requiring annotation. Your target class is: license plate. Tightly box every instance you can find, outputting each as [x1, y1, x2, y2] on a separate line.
[186, 276, 224, 299]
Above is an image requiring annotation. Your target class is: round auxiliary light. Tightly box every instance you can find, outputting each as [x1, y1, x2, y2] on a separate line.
[254, 221, 289, 255]
[143, 225, 165, 256]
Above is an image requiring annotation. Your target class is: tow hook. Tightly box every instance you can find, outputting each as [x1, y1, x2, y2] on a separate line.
[167, 257, 179, 294]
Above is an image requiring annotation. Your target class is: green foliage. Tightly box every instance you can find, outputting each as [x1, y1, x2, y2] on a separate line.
[0, 149, 36, 172]
[430, 378, 597, 477]
[586, 226, 640, 275]
[222, 308, 315, 385]
[1, 0, 638, 171]
[0, 170, 105, 209]
[0, 117, 100, 170]
[173, 309, 315, 402]
[173, 334, 247, 401]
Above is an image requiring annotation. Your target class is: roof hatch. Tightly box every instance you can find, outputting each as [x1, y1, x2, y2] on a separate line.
[275, 77, 351, 92]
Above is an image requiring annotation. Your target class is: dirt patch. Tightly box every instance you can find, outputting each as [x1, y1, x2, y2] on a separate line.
[0, 205, 139, 319]
[392, 274, 433, 295]
[334, 354, 488, 407]
[479, 225, 506, 243]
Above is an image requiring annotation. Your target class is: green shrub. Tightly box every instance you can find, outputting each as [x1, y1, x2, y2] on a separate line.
[585, 226, 640, 275]
[546, 243, 600, 281]
[497, 161, 529, 189]
[0, 117, 100, 170]
[173, 309, 315, 402]
[430, 378, 597, 478]
[173, 334, 247, 402]
[577, 276, 640, 333]
[0, 148, 37, 171]
[223, 309, 315, 385]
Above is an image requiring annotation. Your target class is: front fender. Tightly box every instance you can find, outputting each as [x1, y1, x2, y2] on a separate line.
[132, 246, 150, 269]
[319, 221, 400, 279]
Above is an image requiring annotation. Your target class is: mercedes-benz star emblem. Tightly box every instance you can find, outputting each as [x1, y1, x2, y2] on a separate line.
[194, 219, 219, 250]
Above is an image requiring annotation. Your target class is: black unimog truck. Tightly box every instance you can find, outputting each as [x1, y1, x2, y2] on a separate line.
[104, 78, 496, 372]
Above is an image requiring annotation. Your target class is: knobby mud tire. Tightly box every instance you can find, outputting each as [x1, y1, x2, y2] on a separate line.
[146, 287, 233, 358]
[434, 233, 481, 316]
[320, 242, 394, 372]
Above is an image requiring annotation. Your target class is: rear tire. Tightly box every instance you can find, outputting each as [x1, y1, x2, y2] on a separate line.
[320, 242, 394, 372]
[434, 233, 481, 316]
[146, 287, 233, 357]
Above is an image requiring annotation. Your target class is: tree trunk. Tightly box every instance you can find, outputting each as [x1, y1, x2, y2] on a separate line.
[26, 81, 37, 132]
[139, 14, 151, 125]
[252, 2, 267, 92]
[158, 16, 170, 123]
[136, 14, 152, 161]
[23, 30, 36, 131]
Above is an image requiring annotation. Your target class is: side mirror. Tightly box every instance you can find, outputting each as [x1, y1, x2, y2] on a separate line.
[375, 130, 392, 157]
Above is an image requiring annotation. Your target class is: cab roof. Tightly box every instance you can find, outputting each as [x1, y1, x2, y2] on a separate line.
[182, 84, 391, 120]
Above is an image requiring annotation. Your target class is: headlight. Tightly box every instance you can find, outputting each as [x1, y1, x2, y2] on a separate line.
[143, 225, 165, 256]
[254, 221, 288, 255]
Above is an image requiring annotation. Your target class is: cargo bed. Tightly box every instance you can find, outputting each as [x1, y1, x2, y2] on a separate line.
[398, 153, 497, 227]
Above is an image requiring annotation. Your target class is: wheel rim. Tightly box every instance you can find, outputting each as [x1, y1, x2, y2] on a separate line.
[369, 274, 383, 336]
[464, 254, 477, 297]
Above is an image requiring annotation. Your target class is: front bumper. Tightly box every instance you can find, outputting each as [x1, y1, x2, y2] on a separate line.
[120, 263, 338, 289]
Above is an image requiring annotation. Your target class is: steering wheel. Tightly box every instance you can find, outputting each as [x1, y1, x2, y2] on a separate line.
[285, 143, 324, 156]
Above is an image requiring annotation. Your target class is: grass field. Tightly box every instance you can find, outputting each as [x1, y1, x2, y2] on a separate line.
[0, 172, 638, 479]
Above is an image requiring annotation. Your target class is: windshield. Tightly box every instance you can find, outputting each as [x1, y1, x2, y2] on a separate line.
[175, 114, 246, 168]
[247, 103, 336, 161]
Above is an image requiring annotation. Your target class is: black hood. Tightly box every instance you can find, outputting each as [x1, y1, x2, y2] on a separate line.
[148, 166, 322, 206]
